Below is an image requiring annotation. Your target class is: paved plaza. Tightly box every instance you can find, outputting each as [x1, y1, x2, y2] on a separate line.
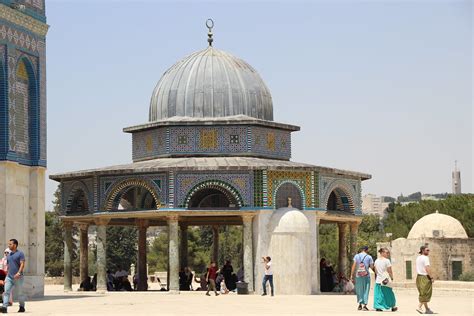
[19, 285, 473, 316]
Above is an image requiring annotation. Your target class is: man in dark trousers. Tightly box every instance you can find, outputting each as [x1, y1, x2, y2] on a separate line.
[1, 239, 26, 313]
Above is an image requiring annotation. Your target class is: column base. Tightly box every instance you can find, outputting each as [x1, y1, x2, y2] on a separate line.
[167, 290, 180, 295]
[23, 275, 45, 298]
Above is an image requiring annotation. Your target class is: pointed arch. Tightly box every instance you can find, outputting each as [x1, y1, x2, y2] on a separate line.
[104, 178, 160, 211]
[184, 180, 243, 209]
[14, 55, 39, 163]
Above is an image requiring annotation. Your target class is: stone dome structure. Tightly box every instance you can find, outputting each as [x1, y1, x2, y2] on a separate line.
[407, 211, 468, 239]
[149, 46, 273, 122]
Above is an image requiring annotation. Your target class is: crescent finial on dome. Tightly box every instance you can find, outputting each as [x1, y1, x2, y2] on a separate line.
[206, 18, 214, 46]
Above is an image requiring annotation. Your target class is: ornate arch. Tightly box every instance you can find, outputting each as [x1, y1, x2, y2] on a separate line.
[183, 180, 244, 208]
[65, 181, 91, 213]
[273, 180, 305, 209]
[322, 179, 356, 213]
[14, 54, 39, 162]
[104, 178, 160, 211]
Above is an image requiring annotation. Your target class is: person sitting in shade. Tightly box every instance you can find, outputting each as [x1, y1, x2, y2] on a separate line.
[194, 272, 208, 291]
[78, 276, 93, 292]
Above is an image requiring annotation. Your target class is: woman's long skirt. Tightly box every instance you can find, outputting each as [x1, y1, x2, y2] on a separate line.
[373, 283, 396, 310]
[355, 276, 371, 305]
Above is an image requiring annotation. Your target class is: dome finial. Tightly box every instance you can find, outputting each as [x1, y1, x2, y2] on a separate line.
[206, 18, 214, 46]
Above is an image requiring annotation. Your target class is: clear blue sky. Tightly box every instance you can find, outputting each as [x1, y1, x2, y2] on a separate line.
[46, 0, 472, 210]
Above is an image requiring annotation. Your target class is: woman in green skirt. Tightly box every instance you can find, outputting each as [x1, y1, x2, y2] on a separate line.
[373, 248, 397, 312]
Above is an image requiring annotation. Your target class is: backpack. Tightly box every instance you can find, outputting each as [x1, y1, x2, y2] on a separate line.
[356, 254, 369, 277]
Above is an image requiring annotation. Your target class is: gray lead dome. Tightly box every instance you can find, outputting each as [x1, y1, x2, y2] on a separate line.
[149, 46, 274, 122]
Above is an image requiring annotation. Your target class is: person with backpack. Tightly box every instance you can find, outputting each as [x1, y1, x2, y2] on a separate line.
[350, 245, 374, 311]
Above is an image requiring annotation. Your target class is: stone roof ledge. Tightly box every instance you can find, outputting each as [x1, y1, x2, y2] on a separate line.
[123, 115, 300, 133]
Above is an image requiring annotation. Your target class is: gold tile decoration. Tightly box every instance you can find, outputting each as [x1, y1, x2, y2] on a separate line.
[267, 132, 275, 151]
[200, 129, 218, 149]
[17, 60, 28, 81]
[145, 135, 153, 152]
[267, 170, 313, 208]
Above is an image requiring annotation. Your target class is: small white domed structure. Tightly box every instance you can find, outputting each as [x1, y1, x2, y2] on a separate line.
[268, 208, 312, 295]
[379, 210, 473, 282]
[407, 211, 468, 239]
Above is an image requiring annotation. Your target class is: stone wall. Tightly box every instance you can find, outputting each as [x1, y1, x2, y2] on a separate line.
[0, 161, 45, 297]
[381, 237, 473, 282]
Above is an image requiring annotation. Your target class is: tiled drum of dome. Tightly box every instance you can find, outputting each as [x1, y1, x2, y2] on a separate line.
[251, 126, 291, 159]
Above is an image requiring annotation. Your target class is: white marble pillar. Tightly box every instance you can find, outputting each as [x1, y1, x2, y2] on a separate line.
[63, 221, 73, 292]
[95, 219, 109, 292]
[168, 216, 180, 292]
[242, 215, 254, 292]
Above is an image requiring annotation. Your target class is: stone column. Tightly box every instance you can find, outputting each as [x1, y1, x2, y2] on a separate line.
[312, 217, 321, 294]
[242, 215, 254, 292]
[338, 223, 348, 275]
[350, 222, 359, 259]
[95, 219, 109, 292]
[168, 216, 180, 292]
[79, 224, 89, 283]
[137, 219, 149, 291]
[179, 224, 188, 268]
[63, 221, 73, 292]
[212, 225, 219, 263]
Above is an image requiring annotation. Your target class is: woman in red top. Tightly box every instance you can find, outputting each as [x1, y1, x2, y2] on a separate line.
[205, 262, 219, 296]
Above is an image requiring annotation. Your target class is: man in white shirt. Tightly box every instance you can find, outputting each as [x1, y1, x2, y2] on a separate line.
[415, 246, 434, 314]
[261, 256, 274, 296]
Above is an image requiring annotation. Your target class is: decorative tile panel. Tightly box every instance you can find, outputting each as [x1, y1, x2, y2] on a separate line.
[319, 175, 361, 212]
[267, 170, 313, 209]
[175, 171, 253, 207]
[99, 173, 168, 210]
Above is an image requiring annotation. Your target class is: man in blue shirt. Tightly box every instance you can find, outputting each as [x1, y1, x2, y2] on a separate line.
[1, 239, 26, 313]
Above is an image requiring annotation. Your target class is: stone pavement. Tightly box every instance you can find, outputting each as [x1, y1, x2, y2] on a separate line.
[15, 285, 472, 315]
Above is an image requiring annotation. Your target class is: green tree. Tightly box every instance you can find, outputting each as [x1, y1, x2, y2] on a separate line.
[106, 226, 138, 272]
[147, 228, 168, 273]
[45, 187, 79, 276]
[383, 194, 474, 239]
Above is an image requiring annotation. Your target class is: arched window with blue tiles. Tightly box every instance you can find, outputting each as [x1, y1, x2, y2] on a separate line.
[15, 57, 39, 164]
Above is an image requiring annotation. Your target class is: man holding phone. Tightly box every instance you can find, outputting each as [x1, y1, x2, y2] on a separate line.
[261, 256, 274, 296]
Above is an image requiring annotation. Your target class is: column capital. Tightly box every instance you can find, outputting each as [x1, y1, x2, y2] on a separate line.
[135, 219, 150, 229]
[338, 222, 349, 229]
[241, 214, 254, 223]
[350, 222, 359, 230]
[78, 223, 89, 233]
[94, 218, 110, 226]
[63, 221, 74, 229]
[168, 215, 179, 223]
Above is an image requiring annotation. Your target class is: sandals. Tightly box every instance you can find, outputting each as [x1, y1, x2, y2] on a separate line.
[358, 304, 362, 311]
[362, 306, 369, 311]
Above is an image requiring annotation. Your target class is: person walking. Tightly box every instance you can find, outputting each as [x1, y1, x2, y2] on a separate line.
[373, 247, 397, 312]
[1, 239, 26, 314]
[350, 246, 374, 311]
[205, 262, 219, 296]
[0, 249, 12, 306]
[416, 246, 434, 314]
[261, 256, 274, 296]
